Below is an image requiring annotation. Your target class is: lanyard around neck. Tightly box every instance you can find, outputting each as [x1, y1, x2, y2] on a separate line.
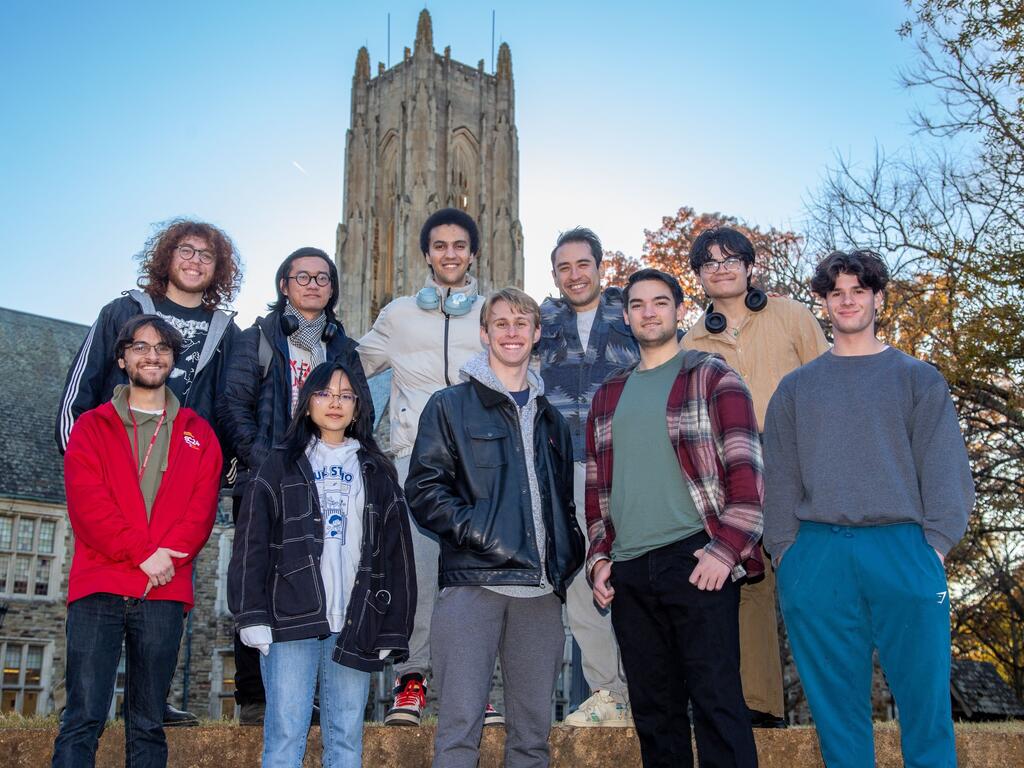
[128, 399, 167, 482]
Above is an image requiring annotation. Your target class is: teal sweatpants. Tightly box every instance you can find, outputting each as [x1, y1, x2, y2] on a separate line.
[776, 522, 955, 768]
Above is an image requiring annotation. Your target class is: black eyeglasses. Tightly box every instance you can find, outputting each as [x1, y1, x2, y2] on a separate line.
[125, 342, 173, 356]
[287, 272, 331, 287]
[175, 245, 215, 264]
[699, 257, 745, 274]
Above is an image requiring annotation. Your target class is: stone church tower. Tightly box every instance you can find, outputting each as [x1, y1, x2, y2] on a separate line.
[335, 10, 524, 336]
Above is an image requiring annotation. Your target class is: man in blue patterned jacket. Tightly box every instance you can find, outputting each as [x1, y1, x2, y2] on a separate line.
[535, 227, 639, 727]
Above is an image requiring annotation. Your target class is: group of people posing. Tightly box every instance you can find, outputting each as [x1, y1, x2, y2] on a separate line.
[49, 207, 974, 768]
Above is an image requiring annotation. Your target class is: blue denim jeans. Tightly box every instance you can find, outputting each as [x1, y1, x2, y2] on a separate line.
[260, 633, 371, 768]
[51, 593, 184, 768]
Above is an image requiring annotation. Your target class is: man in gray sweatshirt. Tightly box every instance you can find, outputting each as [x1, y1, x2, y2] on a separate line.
[763, 250, 974, 768]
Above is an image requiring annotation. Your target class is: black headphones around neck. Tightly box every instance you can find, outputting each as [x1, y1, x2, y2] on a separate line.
[703, 287, 768, 334]
[280, 313, 338, 343]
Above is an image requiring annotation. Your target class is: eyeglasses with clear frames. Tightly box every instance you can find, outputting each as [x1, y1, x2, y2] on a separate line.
[312, 390, 358, 405]
[175, 245, 215, 264]
[125, 342, 174, 356]
[699, 257, 745, 274]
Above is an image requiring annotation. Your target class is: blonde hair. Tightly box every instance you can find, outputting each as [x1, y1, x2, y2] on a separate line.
[479, 287, 541, 330]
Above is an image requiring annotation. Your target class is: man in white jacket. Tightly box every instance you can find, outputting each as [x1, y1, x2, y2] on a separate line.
[357, 208, 502, 727]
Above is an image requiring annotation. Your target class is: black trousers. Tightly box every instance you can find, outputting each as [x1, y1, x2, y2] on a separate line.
[610, 532, 758, 768]
[232, 495, 266, 706]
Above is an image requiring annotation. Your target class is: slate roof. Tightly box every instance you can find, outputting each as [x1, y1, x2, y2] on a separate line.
[950, 659, 1024, 720]
[0, 307, 88, 504]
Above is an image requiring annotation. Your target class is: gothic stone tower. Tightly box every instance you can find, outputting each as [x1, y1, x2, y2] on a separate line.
[335, 10, 524, 336]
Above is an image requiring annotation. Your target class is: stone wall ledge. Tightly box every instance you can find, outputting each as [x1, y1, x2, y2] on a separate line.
[2, 722, 1021, 767]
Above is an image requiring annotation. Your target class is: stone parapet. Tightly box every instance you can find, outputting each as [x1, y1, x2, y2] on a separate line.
[3, 723, 1021, 767]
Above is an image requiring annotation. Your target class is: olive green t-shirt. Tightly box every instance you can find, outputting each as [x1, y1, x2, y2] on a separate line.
[609, 352, 704, 561]
[111, 385, 178, 520]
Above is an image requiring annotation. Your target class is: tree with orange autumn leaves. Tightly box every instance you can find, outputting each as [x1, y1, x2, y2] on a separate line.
[603, 207, 822, 329]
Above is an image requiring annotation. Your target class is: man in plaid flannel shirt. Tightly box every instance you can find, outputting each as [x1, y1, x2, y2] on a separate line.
[585, 268, 763, 768]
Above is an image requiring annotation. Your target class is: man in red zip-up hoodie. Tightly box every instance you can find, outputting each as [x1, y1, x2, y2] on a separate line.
[52, 315, 222, 768]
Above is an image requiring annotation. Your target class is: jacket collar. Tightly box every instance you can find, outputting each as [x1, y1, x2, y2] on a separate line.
[111, 384, 181, 424]
[470, 377, 555, 420]
[461, 351, 543, 401]
[125, 289, 236, 377]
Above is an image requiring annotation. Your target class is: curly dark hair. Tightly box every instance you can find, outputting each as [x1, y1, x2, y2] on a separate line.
[136, 219, 242, 310]
[811, 249, 889, 297]
[419, 208, 480, 256]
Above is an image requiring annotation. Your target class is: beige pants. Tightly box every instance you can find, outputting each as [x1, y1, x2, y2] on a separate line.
[739, 552, 785, 717]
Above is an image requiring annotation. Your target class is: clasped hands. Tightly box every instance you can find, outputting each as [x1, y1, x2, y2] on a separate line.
[140, 547, 189, 596]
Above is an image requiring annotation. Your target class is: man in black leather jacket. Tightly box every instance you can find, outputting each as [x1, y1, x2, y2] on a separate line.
[217, 247, 371, 724]
[405, 288, 584, 768]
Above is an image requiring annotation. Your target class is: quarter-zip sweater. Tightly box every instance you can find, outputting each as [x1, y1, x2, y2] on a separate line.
[63, 397, 223, 608]
[357, 274, 484, 458]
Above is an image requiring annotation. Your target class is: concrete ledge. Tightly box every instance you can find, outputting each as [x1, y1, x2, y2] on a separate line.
[2, 722, 1022, 767]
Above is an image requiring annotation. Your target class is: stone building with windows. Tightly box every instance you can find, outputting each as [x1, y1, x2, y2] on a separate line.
[335, 9, 524, 336]
[0, 306, 240, 720]
[0, 307, 82, 716]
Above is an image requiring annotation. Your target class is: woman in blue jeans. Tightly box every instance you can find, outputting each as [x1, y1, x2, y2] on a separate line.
[229, 361, 416, 768]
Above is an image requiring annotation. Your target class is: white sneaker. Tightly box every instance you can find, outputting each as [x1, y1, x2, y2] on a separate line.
[563, 690, 633, 727]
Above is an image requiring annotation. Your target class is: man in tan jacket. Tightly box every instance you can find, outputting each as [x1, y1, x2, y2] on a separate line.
[681, 226, 829, 728]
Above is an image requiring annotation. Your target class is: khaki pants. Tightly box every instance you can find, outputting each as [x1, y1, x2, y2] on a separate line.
[739, 552, 785, 717]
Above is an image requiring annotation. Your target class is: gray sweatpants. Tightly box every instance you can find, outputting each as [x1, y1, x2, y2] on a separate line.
[431, 587, 564, 768]
[565, 461, 629, 700]
[393, 453, 439, 678]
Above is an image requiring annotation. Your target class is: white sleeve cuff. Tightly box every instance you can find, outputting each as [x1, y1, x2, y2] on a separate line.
[240, 624, 273, 654]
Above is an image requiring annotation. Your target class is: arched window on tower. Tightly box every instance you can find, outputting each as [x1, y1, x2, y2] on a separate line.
[449, 128, 479, 220]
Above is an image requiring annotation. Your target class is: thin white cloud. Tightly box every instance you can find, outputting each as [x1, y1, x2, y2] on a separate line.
[292, 161, 308, 176]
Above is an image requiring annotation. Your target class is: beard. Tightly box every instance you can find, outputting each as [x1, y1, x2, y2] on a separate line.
[169, 267, 213, 297]
[127, 365, 170, 390]
[636, 324, 678, 348]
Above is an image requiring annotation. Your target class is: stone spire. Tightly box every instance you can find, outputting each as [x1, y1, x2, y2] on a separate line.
[497, 42, 512, 80]
[354, 46, 370, 82]
[415, 9, 433, 54]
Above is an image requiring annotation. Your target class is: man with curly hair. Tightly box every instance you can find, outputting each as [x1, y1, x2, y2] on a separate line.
[54, 218, 241, 726]
[56, 219, 242, 452]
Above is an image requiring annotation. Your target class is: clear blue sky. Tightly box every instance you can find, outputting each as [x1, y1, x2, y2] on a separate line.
[1, 0, 925, 328]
